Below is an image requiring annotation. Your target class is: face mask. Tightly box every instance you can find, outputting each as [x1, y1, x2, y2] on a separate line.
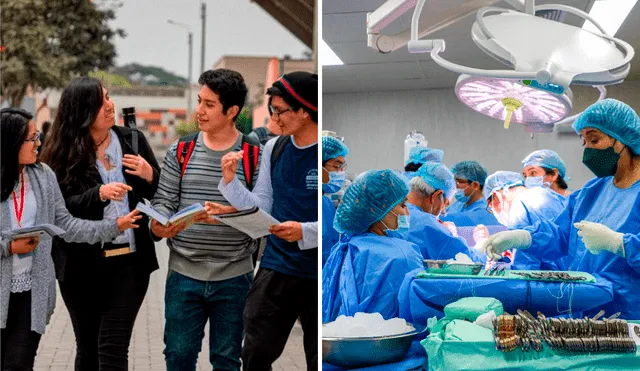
[429, 194, 447, 218]
[454, 188, 470, 204]
[382, 210, 410, 237]
[322, 169, 345, 194]
[582, 145, 621, 178]
[524, 176, 544, 188]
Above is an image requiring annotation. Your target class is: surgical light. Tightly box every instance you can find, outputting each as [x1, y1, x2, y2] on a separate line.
[367, 0, 635, 133]
[454, 75, 573, 133]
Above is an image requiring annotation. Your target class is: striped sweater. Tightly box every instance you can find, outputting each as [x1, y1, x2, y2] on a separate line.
[152, 132, 260, 281]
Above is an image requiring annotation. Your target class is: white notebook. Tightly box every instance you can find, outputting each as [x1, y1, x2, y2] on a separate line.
[212, 207, 280, 239]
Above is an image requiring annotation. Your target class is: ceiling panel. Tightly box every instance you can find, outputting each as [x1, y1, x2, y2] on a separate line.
[322, 0, 385, 14]
[323, 0, 640, 93]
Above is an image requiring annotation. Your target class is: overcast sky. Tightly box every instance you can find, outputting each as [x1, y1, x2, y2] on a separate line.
[108, 0, 309, 82]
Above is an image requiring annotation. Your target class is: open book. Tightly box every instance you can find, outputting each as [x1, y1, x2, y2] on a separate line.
[6, 224, 66, 240]
[212, 207, 280, 239]
[135, 199, 206, 227]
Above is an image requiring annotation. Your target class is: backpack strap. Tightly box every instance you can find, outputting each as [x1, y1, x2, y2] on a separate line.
[176, 133, 199, 177]
[241, 134, 260, 191]
[270, 135, 291, 174]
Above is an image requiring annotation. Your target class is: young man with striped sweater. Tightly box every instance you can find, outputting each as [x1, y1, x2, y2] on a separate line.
[150, 69, 260, 371]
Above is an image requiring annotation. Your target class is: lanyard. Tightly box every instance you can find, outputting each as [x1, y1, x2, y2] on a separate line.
[12, 171, 25, 228]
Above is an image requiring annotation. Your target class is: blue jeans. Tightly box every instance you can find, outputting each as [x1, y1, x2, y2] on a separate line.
[164, 270, 252, 371]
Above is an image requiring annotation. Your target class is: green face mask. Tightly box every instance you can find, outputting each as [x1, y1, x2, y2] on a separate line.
[582, 143, 621, 178]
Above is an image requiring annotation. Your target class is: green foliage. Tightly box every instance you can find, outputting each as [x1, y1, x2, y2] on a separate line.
[235, 106, 253, 135]
[0, 0, 124, 106]
[175, 121, 199, 137]
[111, 63, 187, 87]
[88, 70, 131, 88]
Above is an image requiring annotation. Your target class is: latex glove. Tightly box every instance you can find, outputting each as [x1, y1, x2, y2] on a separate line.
[574, 221, 625, 258]
[473, 225, 490, 244]
[442, 221, 458, 237]
[480, 230, 532, 260]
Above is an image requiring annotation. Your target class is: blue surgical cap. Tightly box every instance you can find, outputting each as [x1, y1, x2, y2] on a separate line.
[322, 136, 349, 163]
[483, 171, 525, 200]
[414, 161, 457, 200]
[334, 169, 409, 235]
[573, 99, 640, 155]
[450, 161, 488, 186]
[522, 149, 566, 178]
[405, 145, 444, 165]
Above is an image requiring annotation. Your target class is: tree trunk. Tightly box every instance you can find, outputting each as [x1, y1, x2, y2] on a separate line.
[8, 85, 28, 108]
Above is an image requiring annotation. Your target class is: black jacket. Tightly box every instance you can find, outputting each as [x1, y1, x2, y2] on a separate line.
[52, 126, 161, 281]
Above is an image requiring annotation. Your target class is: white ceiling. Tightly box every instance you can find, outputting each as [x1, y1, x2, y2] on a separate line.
[322, 0, 640, 93]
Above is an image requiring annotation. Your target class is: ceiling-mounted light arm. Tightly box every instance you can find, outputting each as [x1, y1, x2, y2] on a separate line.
[524, 0, 535, 15]
[408, 0, 539, 81]
[428, 41, 536, 79]
[553, 85, 607, 127]
[367, 0, 500, 53]
[534, 4, 635, 72]
[535, 4, 611, 38]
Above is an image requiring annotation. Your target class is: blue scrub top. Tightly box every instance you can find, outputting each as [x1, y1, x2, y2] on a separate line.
[441, 198, 499, 227]
[525, 177, 640, 318]
[322, 195, 339, 267]
[322, 233, 423, 322]
[497, 187, 568, 270]
[404, 203, 476, 261]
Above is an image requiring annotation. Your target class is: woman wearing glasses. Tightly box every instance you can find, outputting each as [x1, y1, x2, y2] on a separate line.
[40, 77, 160, 371]
[0, 108, 141, 370]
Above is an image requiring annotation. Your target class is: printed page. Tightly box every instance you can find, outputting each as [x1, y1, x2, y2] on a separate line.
[213, 208, 280, 239]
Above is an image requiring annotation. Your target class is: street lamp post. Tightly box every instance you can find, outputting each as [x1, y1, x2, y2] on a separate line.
[167, 19, 193, 118]
[200, 0, 206, 74]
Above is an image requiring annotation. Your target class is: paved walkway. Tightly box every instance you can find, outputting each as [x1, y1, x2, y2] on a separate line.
[33, 241, 307, 371]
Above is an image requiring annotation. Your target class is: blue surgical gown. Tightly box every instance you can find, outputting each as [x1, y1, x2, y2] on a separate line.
[499, 187, 567, 270]
[322, 195, 339, 267]
[524, 177, 640, 318]
[404, 203, 476, 261]
[322, 233, 423, 322]
[441, 198, 499, 226]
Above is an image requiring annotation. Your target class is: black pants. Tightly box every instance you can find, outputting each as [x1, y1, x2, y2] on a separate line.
[241, 268, 317, 371]
[0, 291, 42, 371]
[58, 254, 149, 371]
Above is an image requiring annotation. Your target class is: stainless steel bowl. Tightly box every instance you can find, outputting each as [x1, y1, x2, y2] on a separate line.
[423, 259, 483, 275]
[322, 323, 426, 368]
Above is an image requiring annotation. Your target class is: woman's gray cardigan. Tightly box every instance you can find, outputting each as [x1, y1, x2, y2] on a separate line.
[0, 164, 120, 334]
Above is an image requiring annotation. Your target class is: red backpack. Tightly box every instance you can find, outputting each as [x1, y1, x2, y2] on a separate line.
[176, 133, 260, 190]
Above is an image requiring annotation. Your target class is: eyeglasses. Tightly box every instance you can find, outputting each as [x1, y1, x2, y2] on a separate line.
[486, 204, 494, 214]
[269, 105, 292, 118]
[25, 131, 41, 144]
[324, 161, 347, 172]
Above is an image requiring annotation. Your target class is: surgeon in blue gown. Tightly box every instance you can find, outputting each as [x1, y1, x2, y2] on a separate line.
[522, 149, 571, 198]
[403, 162, 477, 261]
[441, 161, 498, 226]
[322, 136, 349, 267]
[481, 99, 640, 318]
[403, 145, 444, 180]
[322, 170, 423, 322]
[482, 171, 567, 270]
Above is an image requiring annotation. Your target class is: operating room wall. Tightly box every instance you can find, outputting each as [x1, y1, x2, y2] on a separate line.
[323, 80, 640, 190]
